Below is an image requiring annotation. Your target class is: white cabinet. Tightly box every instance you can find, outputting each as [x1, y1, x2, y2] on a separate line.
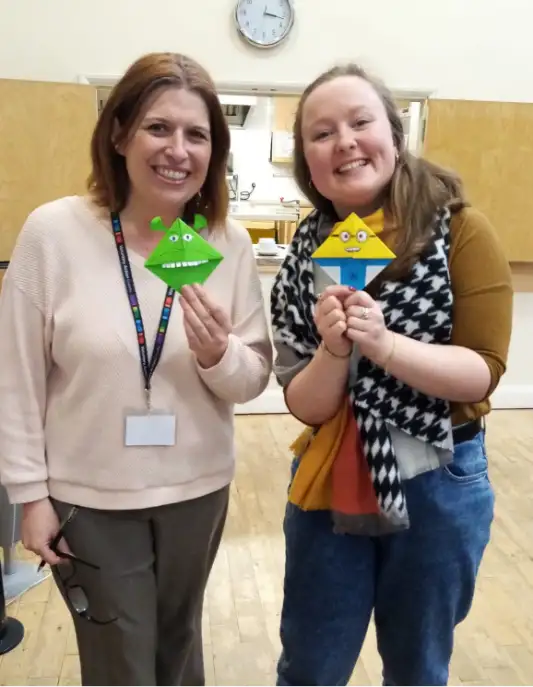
[270, 130, 294, 163]
[400, 101, 425, 154]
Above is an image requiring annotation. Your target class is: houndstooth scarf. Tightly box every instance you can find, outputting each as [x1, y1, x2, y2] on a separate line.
[271, 207, 454, 531]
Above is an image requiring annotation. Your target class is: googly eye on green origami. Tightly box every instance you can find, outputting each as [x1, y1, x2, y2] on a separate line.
[169, 235, 179, 242]
[183, 234, 193, 242]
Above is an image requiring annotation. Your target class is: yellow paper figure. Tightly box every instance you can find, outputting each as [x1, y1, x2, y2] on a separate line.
[312, 213, 396, 289]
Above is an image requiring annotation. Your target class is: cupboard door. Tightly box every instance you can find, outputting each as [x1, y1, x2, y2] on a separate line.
[423, 98, 533, 262]
[0, 79, 97, 259]
[273, 96, 300, 132]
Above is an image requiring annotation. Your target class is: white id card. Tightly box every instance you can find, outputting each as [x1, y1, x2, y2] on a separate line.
[125, 413, 176, 447]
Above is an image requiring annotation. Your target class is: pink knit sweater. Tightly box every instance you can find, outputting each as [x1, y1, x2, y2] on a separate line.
[0, 196, 272, 509]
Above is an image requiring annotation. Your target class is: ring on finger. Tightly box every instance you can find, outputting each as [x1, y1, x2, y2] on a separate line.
[360, 306, 370, 320]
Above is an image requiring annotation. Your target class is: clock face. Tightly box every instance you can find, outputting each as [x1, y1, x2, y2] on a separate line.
[234, 0, 294, 48]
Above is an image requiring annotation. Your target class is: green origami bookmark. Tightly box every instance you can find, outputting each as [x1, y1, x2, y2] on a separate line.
[144, 214, 223, 292]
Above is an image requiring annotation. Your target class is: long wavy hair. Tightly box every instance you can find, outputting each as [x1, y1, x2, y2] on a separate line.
[293, 64, 468, 278]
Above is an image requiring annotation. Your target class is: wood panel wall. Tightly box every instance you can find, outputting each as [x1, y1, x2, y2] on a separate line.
[423, 98, 533, 264]
[0, 79, 97, 260]
[1, 82, 533, 289]
[273, 96, 299, 132]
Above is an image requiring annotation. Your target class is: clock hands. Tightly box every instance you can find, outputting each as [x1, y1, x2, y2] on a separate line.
[263, 5, 284, 18]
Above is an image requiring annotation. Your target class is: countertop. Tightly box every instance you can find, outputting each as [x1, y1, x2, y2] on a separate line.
[253, 244, 287, 269]
[229, 201, 299, 223]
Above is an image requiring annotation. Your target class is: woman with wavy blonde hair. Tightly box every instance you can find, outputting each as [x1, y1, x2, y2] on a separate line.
[270, 63, 513, 686]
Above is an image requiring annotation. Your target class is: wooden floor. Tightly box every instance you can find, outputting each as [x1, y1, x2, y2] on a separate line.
[0, 409, 532, 686]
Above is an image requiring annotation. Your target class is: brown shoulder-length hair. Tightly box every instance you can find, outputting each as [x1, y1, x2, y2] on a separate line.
[293, 63, 468, 278]
[87, 52, 230, 228]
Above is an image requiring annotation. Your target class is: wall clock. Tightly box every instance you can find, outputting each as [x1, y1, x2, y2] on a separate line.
[234, 0, 295, 49]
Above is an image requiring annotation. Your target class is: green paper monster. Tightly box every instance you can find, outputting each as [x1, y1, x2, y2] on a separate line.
[144, 214, 223, 292]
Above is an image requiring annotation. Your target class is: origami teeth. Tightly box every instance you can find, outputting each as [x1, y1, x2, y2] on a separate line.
[161, 260, 209, 268]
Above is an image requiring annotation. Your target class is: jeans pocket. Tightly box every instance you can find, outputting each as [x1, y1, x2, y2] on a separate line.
[443, 430, 489, 484]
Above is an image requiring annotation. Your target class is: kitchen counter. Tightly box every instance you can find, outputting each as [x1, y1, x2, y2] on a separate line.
[229, 201, 299, 223]
[253, 244, 287, 269]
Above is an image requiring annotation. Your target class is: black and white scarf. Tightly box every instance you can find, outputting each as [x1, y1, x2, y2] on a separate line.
[271, 207, 454, 530]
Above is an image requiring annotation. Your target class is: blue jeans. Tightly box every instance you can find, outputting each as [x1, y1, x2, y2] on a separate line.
[277, 430, 494, 686]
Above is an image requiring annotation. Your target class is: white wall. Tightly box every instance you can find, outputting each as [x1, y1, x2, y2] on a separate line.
[495, 293, 533, 408]
[1, 0, 532, 103]
[0, 0, 532, 408]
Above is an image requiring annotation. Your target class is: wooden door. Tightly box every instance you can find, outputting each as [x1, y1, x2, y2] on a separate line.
[0, 79, 97, 266]
[423, 98, 533, 263]
[273, 96, 300, 132]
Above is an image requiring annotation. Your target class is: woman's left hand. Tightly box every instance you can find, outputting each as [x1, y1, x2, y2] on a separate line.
[344, 290, 394, 366]
[180, 284, 232, 369]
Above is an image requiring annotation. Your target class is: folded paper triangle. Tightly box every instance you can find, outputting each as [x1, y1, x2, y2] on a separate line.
[145, 214, 223, 292]
[311, 213, 396, 290]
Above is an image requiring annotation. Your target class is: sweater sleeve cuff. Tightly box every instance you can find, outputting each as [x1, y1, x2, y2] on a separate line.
[5, 481, 49, 505]
[195, 333, 242, 387]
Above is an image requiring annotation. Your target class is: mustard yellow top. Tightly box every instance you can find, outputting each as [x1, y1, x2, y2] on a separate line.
[366, 206, 513, 425]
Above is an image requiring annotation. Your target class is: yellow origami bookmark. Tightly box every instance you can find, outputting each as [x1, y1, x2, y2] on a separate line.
[311, 213, 396, 289]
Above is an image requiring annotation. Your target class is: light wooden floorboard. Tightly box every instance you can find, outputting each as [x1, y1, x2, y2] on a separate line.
[0, 409, 531, 685]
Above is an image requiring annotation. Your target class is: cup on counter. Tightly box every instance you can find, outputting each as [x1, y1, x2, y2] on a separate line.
[257, 237, 278, 255]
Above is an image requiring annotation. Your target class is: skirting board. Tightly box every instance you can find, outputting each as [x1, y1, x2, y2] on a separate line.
[491, 384, 533, 409]
[235, 388, 288, 415]
[235, 384, 533, 415]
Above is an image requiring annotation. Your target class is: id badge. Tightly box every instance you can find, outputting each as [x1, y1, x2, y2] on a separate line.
[125, 412, 176, 447]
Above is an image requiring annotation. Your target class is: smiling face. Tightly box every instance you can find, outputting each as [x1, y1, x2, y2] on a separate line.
[301, 75, 397, 218]
[145, 216, 223, 292]
[120, 86, 212, 218]
[312, 213, 396, 261]
[331, 225, 373, 256]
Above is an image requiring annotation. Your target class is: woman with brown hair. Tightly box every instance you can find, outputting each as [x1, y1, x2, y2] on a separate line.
[0, 52, 272, 685]
[270, 64, 513, 685]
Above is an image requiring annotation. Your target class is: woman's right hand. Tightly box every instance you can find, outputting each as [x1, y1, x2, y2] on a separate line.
[314, 285, 354, 358]
[21, 498, 71, 566]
